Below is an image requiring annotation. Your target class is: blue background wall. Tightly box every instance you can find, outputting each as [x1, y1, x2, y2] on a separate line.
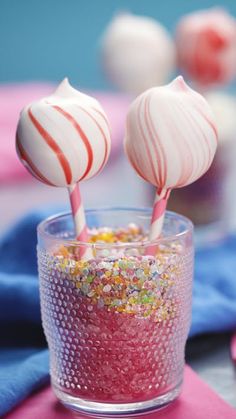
[1, 0, 236, 89]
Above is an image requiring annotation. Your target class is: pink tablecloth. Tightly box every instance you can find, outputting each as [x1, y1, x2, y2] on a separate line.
[0, 82, 130, 183]
[5, 366, 236, 419]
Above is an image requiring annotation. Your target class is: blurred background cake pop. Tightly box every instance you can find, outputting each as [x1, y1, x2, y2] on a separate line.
[205, 92, 236, 145]
[168, 91, 236, 228]
[101, 12, 176, 95]
[175, 8, 236, 87]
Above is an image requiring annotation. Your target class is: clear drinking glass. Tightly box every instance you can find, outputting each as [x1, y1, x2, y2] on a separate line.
[37, 208, 193, 416]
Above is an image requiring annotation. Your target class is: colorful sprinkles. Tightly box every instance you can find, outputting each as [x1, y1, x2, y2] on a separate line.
[51, 224, 182, 320]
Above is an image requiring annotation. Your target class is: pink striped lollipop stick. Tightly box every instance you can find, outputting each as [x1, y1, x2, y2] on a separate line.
[146, 188, 170, 256]
[68, 183, 92, 260]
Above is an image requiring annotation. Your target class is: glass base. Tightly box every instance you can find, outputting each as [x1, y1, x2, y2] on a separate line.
[53, 382, 182, 417]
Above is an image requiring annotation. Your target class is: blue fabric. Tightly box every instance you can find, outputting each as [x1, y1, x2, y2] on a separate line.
[1, 211, 236, 416]
[191, 236, 236, 336]
[0, 210, 55, 416]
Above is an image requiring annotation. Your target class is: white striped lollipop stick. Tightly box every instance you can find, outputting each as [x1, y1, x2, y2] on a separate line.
[68, 183, 92, 260]
[146, 188, 170, 256]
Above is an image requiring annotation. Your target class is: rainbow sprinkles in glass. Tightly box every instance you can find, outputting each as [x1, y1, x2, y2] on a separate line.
[38, 208, 193, 416]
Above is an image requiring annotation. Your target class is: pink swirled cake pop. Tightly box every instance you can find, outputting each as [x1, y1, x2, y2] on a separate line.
[124, 76, 218, 242]
[175, 8, 236, 86]
[16, 78, 111, 257]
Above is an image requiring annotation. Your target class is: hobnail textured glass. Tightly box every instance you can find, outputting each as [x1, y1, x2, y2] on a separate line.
[37, 208, 193, 416]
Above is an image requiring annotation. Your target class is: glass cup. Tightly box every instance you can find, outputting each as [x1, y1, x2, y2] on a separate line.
[37, 208, 193, 416]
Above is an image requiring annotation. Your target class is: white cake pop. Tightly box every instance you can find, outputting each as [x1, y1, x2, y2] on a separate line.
[205, 91, 236, 144]
[101, 13, 176, 94]
[125, 76, 218, 241]
[16, 78, 111, 187]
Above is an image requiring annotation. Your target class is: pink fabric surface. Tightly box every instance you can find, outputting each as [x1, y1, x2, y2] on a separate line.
[231, 333, 236, 362]
[0, 82, 130, 183]
[5, 366, 236, 419]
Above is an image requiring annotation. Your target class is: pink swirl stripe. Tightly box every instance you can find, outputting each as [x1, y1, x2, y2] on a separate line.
[137, 95, 159, 185]
[52, 105, 93, 181]
[16, 133, 55, 186]
[145, 94, 166, 186]
[193, 104, 218, 143]
[28, 108, 72, 184]
[125, 118, 147, 182]
[92, 106, 110, 127]
[76, 105, 109, 175]
[172, 101, 207, 185]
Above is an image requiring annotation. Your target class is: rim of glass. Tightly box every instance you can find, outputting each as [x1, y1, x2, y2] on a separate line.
[37, 207, 193, 248]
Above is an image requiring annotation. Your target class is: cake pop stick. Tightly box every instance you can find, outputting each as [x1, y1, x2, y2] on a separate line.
[125, 76, 218, 250]
[16, 78, 111, 259]
[68, 183, 88, 245]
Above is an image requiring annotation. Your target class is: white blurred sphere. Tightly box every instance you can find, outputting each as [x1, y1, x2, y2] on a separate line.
[101, 13, 176, 95]
[205, 91, 236, 144]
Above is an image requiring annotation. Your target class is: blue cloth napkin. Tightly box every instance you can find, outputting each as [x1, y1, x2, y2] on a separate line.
[1, 211, 236, 416]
